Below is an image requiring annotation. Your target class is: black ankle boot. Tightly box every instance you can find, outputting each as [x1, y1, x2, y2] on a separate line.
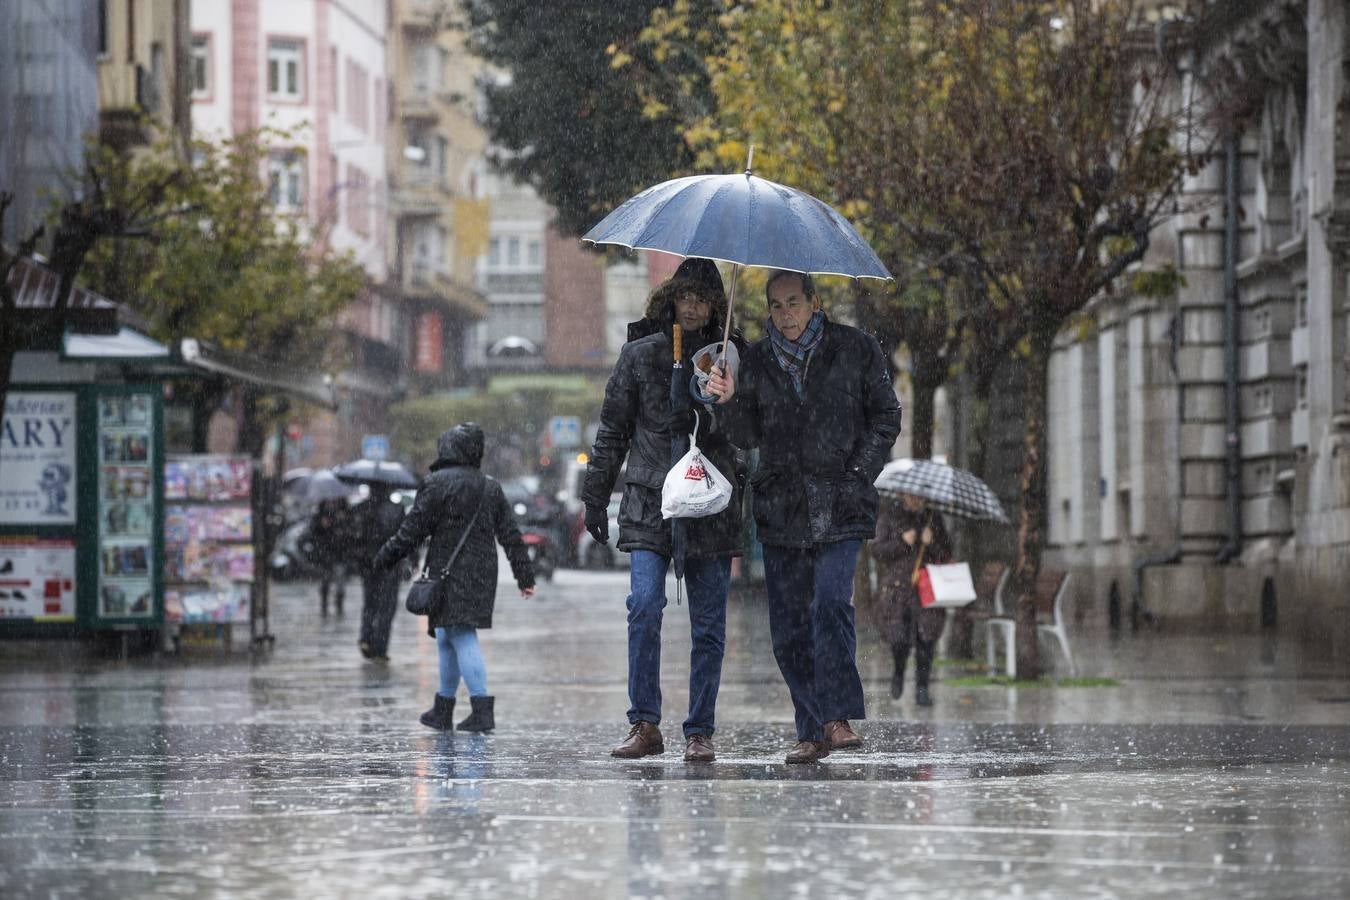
[916, 683, 932, 707]
[419, 694, 455, 730]
[890, 665, 906, 699]
[457, 695, 495, 732]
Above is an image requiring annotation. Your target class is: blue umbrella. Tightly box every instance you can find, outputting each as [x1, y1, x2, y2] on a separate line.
[583, 149, 892, 360]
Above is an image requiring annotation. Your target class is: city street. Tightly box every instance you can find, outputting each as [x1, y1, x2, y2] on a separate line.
[2, 564, 1349, 899]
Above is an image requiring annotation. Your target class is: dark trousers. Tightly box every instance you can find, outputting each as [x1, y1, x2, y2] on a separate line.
[320, 564, 347, 615]
[359, 569, 400, 657]
[626, 550, 731, 738]
[762, 540, 866, 742]
[894, 638, 935, 688]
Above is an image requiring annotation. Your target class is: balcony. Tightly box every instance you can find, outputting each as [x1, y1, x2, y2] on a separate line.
[401, 0, 442, 31]
[400, 91, 438, 121]
[404, 262, 489, 320]
[482, 271, 544, 296]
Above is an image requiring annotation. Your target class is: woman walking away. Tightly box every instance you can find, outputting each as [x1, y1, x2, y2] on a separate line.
[373, 423, 535, 732]
[870, 493, 953, 707]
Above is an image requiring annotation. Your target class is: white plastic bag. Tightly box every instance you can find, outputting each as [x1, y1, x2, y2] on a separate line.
[922, 562, 978, 607]
[661, 415, 733, 519]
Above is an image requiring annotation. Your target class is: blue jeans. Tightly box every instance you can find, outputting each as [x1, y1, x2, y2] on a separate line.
[435, 626, 488, 698]
[762, 540, 866, 742]
[627, 550, 731, 738]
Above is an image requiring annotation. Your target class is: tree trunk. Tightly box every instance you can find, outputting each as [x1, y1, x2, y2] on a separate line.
[946, 374, 996, 659]
[1010, 325, 1055, 680]
[908, 351, 944, 461]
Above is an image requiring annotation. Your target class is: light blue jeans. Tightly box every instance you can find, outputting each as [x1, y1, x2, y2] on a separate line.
[435, 625, 488, 698]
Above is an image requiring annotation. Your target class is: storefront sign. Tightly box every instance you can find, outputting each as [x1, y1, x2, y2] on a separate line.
[0, 537, 76, 621]
[0, 392, 78, 525]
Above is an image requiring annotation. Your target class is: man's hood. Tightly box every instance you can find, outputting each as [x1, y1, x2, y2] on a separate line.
[430, 423, 484, 471]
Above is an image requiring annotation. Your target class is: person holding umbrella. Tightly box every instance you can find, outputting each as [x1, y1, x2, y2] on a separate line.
[870, 457, 1010, 704]
[582, 258, 746, 763]
[870, 493, 954, 705]
[706, 270, 902, 764]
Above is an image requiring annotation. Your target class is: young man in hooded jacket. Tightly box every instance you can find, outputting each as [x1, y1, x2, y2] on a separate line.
[583, 258, 745, 763]
[707, 270, 902, 763]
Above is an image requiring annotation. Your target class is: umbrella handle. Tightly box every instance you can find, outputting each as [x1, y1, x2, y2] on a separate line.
[673, 322, 682, 362]
[716, 263, 740, 371]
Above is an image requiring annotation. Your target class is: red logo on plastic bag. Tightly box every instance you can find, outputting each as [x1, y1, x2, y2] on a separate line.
[684, 461, 707, 481]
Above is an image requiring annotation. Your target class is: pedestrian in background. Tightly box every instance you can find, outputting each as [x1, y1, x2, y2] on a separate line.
[374, 423, 535, 733]
[707, 270, 901, 763]
[583, 257, 745, 763]
[309, 497, 356, 616]
[870, 493, 952, 706]
[356, 483, 406, 662]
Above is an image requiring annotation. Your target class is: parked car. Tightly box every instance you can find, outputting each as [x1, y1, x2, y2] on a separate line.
[575, 494, 627, 570]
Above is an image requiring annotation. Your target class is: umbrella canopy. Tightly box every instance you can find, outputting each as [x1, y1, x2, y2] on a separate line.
[333, 459, 420, 489]
[582, 172, 891, 280]
[875, 458, 1010, 524]
[302, 469, 358, 501]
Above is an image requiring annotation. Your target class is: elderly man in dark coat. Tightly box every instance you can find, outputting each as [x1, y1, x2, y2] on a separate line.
[374, 423, 535, 733]
[583, 257, 746, 763]
[707, 270, 902, 763]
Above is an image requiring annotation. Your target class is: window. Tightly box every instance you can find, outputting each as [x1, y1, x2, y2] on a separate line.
[1295, 365, 1309, 409]
[346, 59, 368, 131]
[268, 153, 305, 211]
[436, 136, 449, 177]
[526, 240, 542, 268]
[488, 238, 501, 267]
[329, 47, 339, 112]
[191, 35, 210, 98]
[97, 0, 109, 56]
[506, 237, 520, 267]
[267, 39, 303, 100]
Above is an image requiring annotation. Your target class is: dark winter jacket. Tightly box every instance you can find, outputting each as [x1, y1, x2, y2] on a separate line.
[721, 317, 902, 547]
[356, 495, 406, 577]
[583, 317, 747, 559]
[868, 502, 952, 646]
[374, 424, 534, 632]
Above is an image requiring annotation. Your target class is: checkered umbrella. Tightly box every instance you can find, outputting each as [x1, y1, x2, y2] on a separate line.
[874, 458, 1010, 524]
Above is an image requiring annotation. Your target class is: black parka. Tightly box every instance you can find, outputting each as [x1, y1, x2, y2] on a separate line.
[374, 424, 533, 632]
[721, 318, 902, 547]
[582, 317, 746, 560]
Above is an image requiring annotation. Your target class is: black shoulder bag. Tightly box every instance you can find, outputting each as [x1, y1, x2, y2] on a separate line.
[404, 478, 487, 616]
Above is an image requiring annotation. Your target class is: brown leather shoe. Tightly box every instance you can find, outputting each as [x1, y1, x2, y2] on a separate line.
[825, 719, 863, 750]
[684, 734, 715, 763]
[611, 721, 664, 758]
[785, 740, 831, 764]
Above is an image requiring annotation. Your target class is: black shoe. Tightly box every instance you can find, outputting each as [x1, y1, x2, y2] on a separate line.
[457, 695, 495, 733]
[359, 641, 372, 659]
[0, 559, 12, 573]
[419, 694, 455, 730]
[890, 668, 905, 699]
[916, 684, 932, 707]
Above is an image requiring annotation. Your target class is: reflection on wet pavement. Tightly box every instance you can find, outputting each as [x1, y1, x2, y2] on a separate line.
[1, 571, 1347, 898]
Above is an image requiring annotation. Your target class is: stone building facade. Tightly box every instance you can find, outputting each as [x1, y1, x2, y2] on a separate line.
[1042, 0, 1349, 654]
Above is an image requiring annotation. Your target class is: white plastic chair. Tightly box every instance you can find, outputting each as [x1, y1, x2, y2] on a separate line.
[985, 569, 1076, 677]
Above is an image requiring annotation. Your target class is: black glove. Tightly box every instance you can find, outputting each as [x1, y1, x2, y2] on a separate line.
[584, 503, 610, 546]
[665, 405, 696, 436]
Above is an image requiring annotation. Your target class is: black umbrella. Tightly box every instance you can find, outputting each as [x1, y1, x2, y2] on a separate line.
[333, 459, 420, 489]
[303, 469, 358, 501]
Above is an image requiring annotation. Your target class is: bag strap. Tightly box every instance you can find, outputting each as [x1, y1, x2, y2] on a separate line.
[429, 475, 488, 580]
[910, 510, 933, 586]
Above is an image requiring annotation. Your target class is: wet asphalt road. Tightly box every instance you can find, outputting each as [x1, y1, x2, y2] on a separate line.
[2, 564, 1348, 898]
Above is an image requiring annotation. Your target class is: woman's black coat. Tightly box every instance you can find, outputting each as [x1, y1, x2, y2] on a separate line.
[721, 318, 902, 548]
[374, 424, 534, 633]
[868, 502, 952, 646]
[583, 319, 746, 559]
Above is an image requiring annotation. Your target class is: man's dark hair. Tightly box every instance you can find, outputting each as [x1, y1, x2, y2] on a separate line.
[765, 270, 815, 302]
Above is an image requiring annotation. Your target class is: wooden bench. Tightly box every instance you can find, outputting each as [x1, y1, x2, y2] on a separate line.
[983, 566, 1076, 677]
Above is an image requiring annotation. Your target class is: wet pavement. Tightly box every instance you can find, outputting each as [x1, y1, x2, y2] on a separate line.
[2, 564, 1349, 898]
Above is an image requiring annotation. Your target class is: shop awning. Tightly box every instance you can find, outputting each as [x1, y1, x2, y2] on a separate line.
[59, 330, 337, 410]
[62, 328, 173, 361]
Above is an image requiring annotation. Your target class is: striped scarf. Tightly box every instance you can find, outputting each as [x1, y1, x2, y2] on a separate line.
[767, 310, 825, 397]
